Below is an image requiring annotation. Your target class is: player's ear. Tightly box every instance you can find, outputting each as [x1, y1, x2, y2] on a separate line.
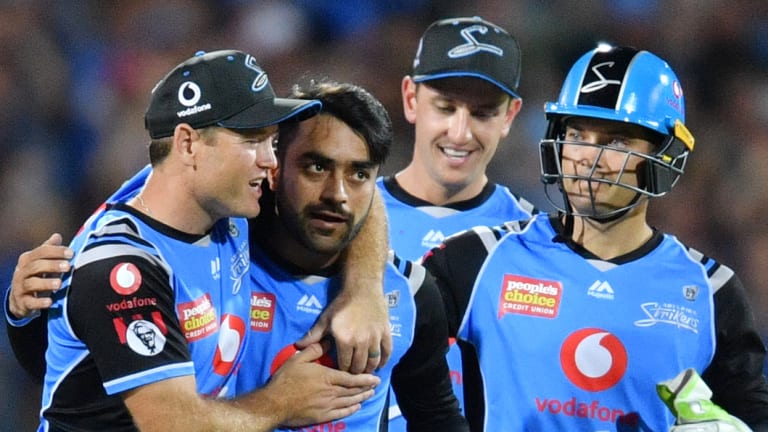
[500, 97, 523, 138]
[173, 123, 200, 167]
[401, 76, 418, 124]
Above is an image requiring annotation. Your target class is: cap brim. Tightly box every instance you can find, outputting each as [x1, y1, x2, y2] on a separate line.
[413, 72, 520, 99]
[218, 98, 322, 130]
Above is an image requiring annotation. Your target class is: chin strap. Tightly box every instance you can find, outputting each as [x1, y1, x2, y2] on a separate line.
[657, 368, 753, 432]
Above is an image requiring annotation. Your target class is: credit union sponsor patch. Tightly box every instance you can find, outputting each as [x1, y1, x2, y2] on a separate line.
[498, 274, 562, 319]
[177, 293, 218, 341]
[250, 292, 275, 332]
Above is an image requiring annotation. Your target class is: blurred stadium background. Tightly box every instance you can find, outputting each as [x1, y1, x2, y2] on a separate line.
[2, 1, 767, 429]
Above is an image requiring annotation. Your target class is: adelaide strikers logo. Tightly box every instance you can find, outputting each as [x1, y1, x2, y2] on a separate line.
[110, 262, 142, 295]
[560, 328, 627, 392]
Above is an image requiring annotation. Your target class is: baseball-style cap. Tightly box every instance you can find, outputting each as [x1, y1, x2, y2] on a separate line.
[145, 50, 321, 139]
[412, 16, 521, 98]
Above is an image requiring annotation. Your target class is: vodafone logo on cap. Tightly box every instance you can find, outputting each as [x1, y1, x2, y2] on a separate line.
[560, 328, 627, 392]
[110, 262, 142, 295]
[178, 82, 202, 107]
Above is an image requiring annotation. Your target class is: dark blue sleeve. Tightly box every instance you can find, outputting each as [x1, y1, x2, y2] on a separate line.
[703, 273, 768, 430]
[4, 284, 48, 382]
[390, 273, 468, 432]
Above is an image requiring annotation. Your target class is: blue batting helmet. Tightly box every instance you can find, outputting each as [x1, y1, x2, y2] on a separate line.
[540, 45, 695, 218]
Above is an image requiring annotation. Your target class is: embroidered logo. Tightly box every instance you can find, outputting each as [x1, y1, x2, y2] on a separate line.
[587, 280, 615, 300]
[178, 81, 201, 106]
[682, 285, 699, 301]
[244, 55, 269, 92]
[421, 229, 445, 249]
[390, 323, 403, 338]
[297, 294, 323, 314]
[211, 257, 220, 281]
[176, 81, 211, 118]
[448, 25, 503, 58]
[230, 241, 249, 295]
[634, 302, 699, 333]
[386, 290, 400, 308]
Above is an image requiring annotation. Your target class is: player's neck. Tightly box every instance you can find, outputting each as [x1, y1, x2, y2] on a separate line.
[130, 173, 217, 235]
[395, 165, 486, 206]
[265, 219, 341, 275]
[567, 206, 652, 260]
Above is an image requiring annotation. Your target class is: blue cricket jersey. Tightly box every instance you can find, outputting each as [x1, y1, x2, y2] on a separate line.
[236, 240, 463, 431]
[423, 213, 768, 431]
[377, 176, 535, 431]
[39, 166, 252, 431]
[238, 244, 415, 431]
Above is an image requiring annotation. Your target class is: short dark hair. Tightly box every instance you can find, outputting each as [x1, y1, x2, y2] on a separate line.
[278, 79, 392, 165]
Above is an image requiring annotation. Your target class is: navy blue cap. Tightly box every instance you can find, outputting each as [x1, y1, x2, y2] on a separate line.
[145, 50, 321, 138]
[412, 17, 521, 98]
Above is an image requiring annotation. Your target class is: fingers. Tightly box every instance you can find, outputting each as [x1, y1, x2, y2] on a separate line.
[338, 334, 375, 374]
[290, 342, 324, 363]
[273, 346, 379, 428]
[325, 368, 381, 390]
[299, 387, 374, 426]
[7, 233, 72, 319]
[349, 340, 372, 375]
[45, 232, 64, 247]
[363, 332, 392, 373]
[364, 348, 381, 374]
[336, 342, 354, 374]
[8, 273, 60, 318]
[336, 328, 393, 374]
[377, 331, 393, 371]
[323, 388, 375, 418]
[295, 315, 328, 349]
[354, 326, 393, 374]
[17, 233, 73, 276]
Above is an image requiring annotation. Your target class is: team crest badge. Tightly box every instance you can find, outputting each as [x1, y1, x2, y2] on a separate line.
[682, 285, 699, 301]
[386, 290, 400, 308]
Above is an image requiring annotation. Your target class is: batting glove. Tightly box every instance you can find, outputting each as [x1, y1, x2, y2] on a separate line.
[657, 368, 752, 432]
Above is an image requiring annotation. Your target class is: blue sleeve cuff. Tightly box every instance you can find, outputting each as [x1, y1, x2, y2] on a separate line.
[4, 284, 40, 327]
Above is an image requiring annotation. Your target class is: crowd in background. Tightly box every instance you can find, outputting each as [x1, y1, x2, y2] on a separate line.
[1, 0, 767, 429]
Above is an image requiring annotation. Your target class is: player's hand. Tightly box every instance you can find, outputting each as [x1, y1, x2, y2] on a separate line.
[8, 233, 72, 319]
[657, 368, 753, 432]
[268, 341, 380, 427]
[296, 290, 392, 374]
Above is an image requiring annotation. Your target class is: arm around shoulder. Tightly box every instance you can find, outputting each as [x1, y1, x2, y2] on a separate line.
[4, 233, 72, 381]
[298, 189, 392, 374]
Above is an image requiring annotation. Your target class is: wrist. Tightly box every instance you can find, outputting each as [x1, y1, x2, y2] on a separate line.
[241, 386, 285, 428]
